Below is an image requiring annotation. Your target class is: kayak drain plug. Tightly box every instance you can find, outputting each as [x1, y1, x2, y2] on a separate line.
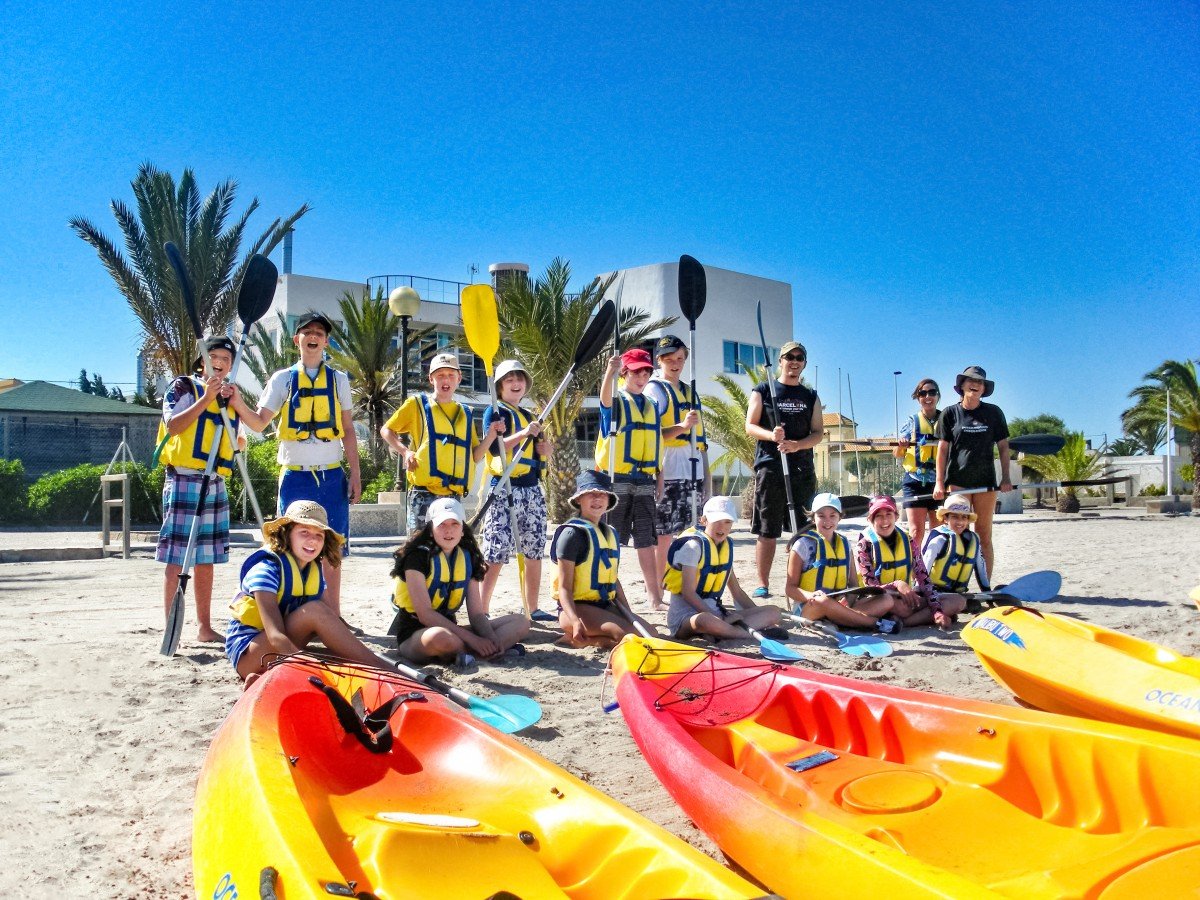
[519, 831, 535, 845]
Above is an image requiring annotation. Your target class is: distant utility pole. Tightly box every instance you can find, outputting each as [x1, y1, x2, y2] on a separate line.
[468, 263, 479, 284]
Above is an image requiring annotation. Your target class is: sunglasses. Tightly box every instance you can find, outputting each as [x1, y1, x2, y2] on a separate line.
[781, 353, 806, 362]
[916, 389, 939, 397]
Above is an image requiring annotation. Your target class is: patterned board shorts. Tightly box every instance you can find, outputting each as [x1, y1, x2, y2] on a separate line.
[479, 484, 548, 562]
[407, 488, 466, 532]
[656, 479, 701, 536]
[609, 481, 658, 549]
[157, 471, 230, 567]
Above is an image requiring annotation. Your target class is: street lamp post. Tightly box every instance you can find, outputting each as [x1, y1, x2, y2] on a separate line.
[388, 287, 422, 491]
[1166, 385, 1174, 497]
[893, 370, 902, 489]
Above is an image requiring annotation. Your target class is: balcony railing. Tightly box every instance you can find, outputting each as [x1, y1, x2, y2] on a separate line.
[367, 275, 470, 307]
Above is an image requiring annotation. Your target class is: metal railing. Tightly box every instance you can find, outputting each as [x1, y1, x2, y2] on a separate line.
[367, 275, 469, 307]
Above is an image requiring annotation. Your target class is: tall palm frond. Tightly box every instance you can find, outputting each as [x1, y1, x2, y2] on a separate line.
[1023, 432, 1106, 513]
[70, 162, 308, 376]
[700, 364, 770, 492]
[1122, 358, 1200, 508]
[497, 258, 675, 520]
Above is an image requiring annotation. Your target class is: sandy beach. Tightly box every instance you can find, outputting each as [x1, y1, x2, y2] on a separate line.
[1, 508, 1198, 898]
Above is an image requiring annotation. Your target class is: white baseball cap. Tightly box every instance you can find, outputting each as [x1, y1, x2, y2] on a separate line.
[810, 492, 843, 515]
[429, 352, 461, 373]
[495, 359, 529, 384]
[702, 496, 738, 523]
[428, 497, 465, 527]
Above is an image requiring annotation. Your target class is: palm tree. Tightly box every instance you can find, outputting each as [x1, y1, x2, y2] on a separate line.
[1123, 359, 1200, 509]
[497, 258, 674, 521]
[327, 287, 404, 463]
[700, 365, 766, 506]
[241, 311, 299, 413]
[1106, 436, 1143, 457]
[70, 163, 308, 376]
[1022, 432, 1106, 513]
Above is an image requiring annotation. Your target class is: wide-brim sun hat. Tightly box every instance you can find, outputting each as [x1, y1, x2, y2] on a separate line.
[936, 494, 978, 522]
[954, 365, 995, 398]
[702, 495, 738, 523]
[569, 470, 618, 510]
[809, 492, 842, 516]
[866, 495, 898, 521]
[262, 500, 345, 545]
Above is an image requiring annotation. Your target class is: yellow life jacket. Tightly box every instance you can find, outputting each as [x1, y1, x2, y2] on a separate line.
[864, 527, 913, 585]
[662, 528, 732, 599]
[926, 526, 979, 592]
[551, 518, 619, 604]
[392, 545, 472, 615]
[229, 549, 323, 629]
[651, 378, 708, 451]
[795, 529, 850, 593]
[411, 394, 474, 495]
[278, 363, 345, 442]
[157, 376, 239, 477]
[902, 411, 938, 478]
[593, 391, 660, 478]
[486, 401, 540, 481]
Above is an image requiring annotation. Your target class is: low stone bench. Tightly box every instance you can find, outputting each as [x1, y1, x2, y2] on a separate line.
[1145, 496, 1193, 515]
[350, 502, 406, 537]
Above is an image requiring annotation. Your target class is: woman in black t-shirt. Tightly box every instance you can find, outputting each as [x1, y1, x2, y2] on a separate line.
[933, 365, 1011, 581]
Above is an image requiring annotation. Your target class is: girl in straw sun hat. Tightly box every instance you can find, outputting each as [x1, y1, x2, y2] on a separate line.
[922, 493, 992, 599]
[225, 500, 383, 682]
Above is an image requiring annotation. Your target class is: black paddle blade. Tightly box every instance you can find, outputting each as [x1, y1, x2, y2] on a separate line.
[678, 255, 706, 324]
[839, 495, 872, 518]
[755, 300, 771, 365]
[237, 254, 278, 329]
[576, 299, 617, 369]
[164, 241, 201, 339]
[1009, 433, 1066, 456]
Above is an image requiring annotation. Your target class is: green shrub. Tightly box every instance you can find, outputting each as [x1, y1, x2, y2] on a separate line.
[226, 437, 282, 522]
[27, 462, 164, 525]
[1139, 483, 1167, 497]
[360, 469, 396, 504]
[1181, 463, 1195, 485]
[0, 459, 29, 523]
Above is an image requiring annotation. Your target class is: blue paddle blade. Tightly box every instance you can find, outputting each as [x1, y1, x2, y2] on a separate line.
[996, 570, 1062, 603]
[833, 632, 893, 658]
[748, 628, 804, 662]
[466, 694, 542, 733]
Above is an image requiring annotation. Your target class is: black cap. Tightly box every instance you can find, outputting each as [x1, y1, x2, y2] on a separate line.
[193, 335, 236, 371]
[654, 334, 687, 358]
[295, 310, 333, 334]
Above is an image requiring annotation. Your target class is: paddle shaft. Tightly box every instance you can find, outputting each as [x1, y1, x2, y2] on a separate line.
[755, 303, 798, 533]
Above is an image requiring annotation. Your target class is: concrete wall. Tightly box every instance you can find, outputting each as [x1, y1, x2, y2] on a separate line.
[1103, 454, 1193, 496]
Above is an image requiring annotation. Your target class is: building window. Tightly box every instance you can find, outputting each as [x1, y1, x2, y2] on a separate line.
[723, 340, 776, 374]
[412, 332, 487, 394]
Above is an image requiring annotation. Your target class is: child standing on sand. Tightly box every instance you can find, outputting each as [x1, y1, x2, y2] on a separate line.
[477, 359, 553, 620]
[390, 497, 529, 666]
[225, 500, 381, 682]
[552, 471, 658, 648]
[785, 493, 901, 634]
[663, 496, 784, 641]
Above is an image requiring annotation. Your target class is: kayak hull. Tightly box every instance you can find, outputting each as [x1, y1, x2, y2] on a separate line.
[963, 606, 1200, 739]
[611, 636, 1200, 899]
[193, 656, 763, 900]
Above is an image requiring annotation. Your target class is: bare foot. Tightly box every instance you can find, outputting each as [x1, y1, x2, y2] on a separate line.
[242, 672, 261, 692]
[197, 628, 223, 643]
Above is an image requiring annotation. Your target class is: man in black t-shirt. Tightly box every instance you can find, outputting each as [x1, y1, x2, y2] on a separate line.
[744, 340, 824, 599]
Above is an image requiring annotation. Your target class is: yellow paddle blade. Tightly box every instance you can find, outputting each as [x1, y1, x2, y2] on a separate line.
[461, 283, 500, 376]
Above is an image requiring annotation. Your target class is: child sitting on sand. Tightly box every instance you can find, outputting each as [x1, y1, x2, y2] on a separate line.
[225, 500, 383, 682]
[856, 494, 964, 630]
[663, 496, 786, 641]
[785, 492, 901, 634]
[923, 494, 992, 605]
[551, 471, 658, 648]
[390, 497, 530, 666]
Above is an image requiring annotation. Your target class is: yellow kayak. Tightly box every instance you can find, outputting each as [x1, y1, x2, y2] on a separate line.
[612, 635, 1200, 898]
[194, 655, 767, 900]
[963, 606, 1200, 739]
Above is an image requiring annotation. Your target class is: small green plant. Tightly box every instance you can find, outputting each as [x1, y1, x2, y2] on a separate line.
[0, 459, 29, 523]
[359, 469, 395, 504]
[1139, 483, 1167, 497]
[1181, 463, 1195, 485]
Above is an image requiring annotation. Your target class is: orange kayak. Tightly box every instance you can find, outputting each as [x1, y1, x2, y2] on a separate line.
[194, 655, 766, 899]
[611, 636, 1200, 898]
[964, 606, 1200, 739]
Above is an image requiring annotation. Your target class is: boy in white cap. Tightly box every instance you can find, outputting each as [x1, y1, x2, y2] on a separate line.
[238, 310, 360, 617]
[478, 359, 552, 619]
[663, 496, 785, 641]
[380, 351, 503, 532]
[389, 497, 529, 665]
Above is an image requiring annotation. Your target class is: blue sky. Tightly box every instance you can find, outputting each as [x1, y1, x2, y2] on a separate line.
[2, 1, 1196, 444]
